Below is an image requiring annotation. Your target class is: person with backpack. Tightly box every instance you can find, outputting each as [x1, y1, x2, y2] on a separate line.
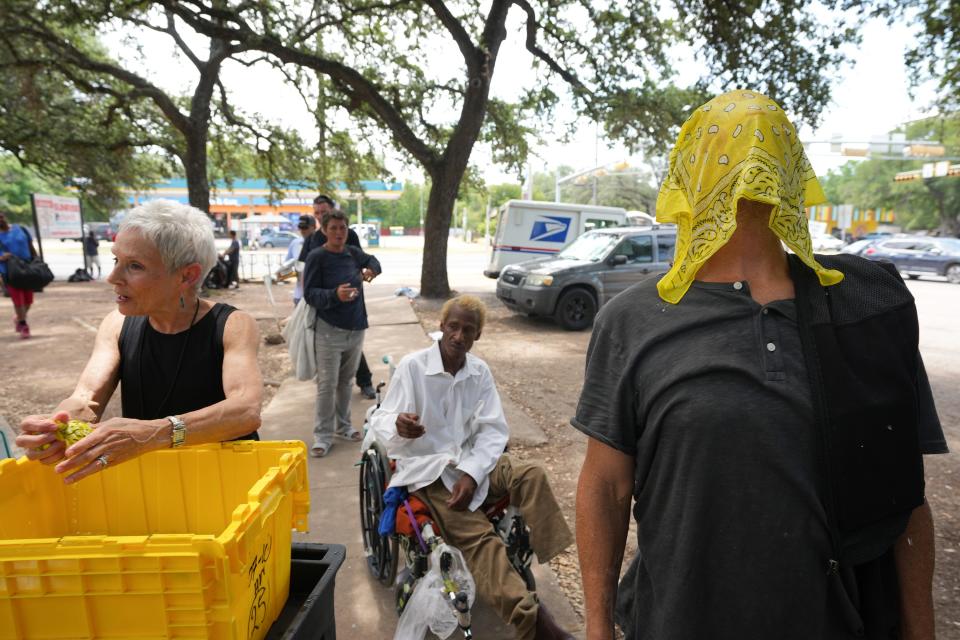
[302, 208, 381, 457]
[0, 211, 40, 339]
[574, 90, 947, 640]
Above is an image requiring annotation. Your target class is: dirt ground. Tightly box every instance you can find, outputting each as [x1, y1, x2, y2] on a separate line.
[2, 279, 957, 637]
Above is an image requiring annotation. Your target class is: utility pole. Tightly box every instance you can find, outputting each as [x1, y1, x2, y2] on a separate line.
[592, 122, 599, 205]
[484, 195, 492, 243]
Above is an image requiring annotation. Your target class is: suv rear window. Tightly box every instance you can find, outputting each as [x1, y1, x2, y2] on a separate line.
[657, 234, 676, 263]
[613, 235, 654, 263]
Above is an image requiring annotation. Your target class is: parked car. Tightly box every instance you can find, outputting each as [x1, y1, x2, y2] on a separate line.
[259, 230, 300, 248]
[811, 234, 844, 252]
[496, 225, 677, 330]
[60, 221, 115, 242]
[87, 222, 115, 242]
[860, 231, 893, 242]
[862, 237, 960, 283]
[839, 239, 877, 256]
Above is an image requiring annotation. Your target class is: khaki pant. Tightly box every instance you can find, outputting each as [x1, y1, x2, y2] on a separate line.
[415, 455, 574, 640]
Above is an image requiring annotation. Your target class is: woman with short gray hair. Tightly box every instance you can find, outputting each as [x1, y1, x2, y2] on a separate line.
[16, 199, 264, 483]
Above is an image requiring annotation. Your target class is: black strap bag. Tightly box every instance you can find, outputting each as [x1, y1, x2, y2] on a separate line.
[0, 226, 54, 291]
[6, 254, 54, 291]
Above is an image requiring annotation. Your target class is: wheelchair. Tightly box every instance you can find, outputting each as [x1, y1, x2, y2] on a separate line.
[358, 384, 536, 637]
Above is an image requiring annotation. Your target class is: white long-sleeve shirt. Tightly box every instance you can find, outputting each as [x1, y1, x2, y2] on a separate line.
[369, 341, 510, 512]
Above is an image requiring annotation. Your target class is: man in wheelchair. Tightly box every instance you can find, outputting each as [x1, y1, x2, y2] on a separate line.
[369, 295, 575, 640]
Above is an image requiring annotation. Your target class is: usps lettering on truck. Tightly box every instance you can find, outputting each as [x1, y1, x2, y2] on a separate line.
[529, 216, 572, 243]
[484, 200, 628, 278]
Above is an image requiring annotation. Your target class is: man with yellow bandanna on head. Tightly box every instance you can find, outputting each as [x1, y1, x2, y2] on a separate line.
[572, 90, 948, 640]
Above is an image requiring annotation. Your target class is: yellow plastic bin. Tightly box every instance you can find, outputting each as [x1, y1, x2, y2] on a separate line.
[0, 440, 309, 639]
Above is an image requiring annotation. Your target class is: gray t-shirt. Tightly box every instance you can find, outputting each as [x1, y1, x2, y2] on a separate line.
[572, 277, 947, 640]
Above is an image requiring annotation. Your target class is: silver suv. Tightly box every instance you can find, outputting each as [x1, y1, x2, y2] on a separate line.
[496, 225, 677, 330]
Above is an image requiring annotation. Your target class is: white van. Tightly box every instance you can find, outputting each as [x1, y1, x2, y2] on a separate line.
[484, 200, 626, 278]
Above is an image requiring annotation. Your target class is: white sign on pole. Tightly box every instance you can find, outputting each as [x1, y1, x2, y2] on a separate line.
[808, 220, 828, 237]
[33, 194, 82, 239]
[838, 204, 853, 230]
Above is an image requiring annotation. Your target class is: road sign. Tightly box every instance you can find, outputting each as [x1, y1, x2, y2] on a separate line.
[32, 194, 82, 240]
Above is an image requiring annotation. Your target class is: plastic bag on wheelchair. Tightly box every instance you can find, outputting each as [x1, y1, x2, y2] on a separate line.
[394, 543, 476, 640]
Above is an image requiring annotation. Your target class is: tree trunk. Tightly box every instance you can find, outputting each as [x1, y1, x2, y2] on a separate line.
[420, 167, 461, 298]
[184, 132, 210, 213]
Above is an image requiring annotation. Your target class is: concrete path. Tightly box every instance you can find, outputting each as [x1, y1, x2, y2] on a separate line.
[259, 282, 581, 638]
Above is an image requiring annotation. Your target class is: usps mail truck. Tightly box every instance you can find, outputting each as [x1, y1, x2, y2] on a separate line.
[483, 200, 627, 278]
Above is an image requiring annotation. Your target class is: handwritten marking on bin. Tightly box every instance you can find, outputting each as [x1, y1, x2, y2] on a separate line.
[247, 536, 273, 638]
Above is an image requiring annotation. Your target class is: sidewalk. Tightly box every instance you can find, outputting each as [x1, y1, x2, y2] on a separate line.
[259, 282, 581, 638]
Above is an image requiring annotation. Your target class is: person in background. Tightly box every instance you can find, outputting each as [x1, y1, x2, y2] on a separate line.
[288, 214, 314, 305]
[302, 209, 380, 457]
[369, 295, 575, 640]
[573, 90, 948, 640]
[223, 230, 241, 289]
[299, 194, 376, 399]
[84, 229, 101, 279]
[16, 200, 262, 483]
[0, 211, 39, 339]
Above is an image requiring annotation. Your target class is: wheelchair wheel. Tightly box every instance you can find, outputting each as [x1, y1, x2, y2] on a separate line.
[505, 513, 536, 592]
[519, 564, 536, 592]
[358, 445, 398, 585]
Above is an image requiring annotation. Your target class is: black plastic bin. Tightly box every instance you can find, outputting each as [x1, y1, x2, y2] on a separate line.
[267, 543, 347, 640]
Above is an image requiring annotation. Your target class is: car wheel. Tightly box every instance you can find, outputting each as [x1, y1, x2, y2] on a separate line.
[907, 274, 919, 280]
[555, 288, 597, 331]
[946, 264, 960, 284]
[263, 242, 273, 248]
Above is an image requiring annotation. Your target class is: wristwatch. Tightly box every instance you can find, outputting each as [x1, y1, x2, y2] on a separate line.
[166, 415, 186, 448]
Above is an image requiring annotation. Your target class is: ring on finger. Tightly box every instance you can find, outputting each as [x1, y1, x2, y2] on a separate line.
[96, 454, 109, 468]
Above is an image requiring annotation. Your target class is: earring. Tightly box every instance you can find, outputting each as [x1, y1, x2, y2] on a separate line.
[180, 295, 185, 309]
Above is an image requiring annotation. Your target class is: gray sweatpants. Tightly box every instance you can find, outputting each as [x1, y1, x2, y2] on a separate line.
[313, 318, 364, 448]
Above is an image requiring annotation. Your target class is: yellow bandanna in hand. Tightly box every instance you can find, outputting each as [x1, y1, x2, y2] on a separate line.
[655, 89, 844, 304]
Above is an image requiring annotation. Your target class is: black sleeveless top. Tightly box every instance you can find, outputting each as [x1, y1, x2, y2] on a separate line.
[118, 302, 258, 440]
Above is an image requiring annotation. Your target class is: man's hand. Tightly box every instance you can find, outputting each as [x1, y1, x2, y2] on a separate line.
[0, 252, 10, 262]
[396, 413, 425, 438]
[361, 267, 377, 282]
[336, 283, 359, 302]
[447, 473, 477, 511]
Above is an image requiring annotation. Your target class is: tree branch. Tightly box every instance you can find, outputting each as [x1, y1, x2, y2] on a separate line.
[164, 8, 204, 71]
[161, 0, 440, 169]
[509, 0, 589, 94]
[9, 17, 192, 133]
[421, 0, 478, 71]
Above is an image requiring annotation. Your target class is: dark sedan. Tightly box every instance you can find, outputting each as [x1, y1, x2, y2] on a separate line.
[862, 237, 960, 283]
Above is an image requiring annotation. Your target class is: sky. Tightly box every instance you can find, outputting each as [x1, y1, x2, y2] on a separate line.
[102, 8, 940, 190]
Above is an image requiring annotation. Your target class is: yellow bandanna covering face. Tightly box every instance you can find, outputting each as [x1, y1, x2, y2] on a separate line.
[655, 89, 844, 304]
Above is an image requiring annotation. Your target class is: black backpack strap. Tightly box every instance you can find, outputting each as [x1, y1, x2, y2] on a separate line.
[118, 315, 148, 417]
[211, 302, 256, 441]
[213, 303, 237, 363]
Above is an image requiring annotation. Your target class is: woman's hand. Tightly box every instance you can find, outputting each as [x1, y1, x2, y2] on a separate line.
[54, 417, 166, 484]
[17, 411, 71, 464]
